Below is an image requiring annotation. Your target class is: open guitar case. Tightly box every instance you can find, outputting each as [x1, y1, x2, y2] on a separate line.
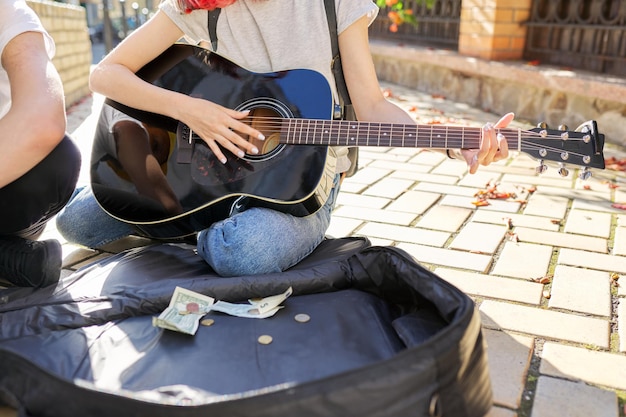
[0, 237, 492, 417]
[0, 4, 491, 416]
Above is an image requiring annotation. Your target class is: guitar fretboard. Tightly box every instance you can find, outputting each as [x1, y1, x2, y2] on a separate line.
[280, 119, 522, 150]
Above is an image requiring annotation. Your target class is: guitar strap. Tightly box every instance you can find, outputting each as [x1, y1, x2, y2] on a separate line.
[207, 3, 359, 176]
[207, 9, 221, 51]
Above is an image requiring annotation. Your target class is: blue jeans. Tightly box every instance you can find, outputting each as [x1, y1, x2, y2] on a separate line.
[56, 175, 340, 277]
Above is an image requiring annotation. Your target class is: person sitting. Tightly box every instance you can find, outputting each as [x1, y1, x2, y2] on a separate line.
[0, 0, 81, 287]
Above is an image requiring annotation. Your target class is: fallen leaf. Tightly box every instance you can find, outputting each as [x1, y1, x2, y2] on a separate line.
[472, 200, 490, 207]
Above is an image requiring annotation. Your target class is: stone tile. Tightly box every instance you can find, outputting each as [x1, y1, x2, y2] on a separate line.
[470, 210, 561, 232]
[368, 159, 432, 173]
[500, 173, 572, 189]
[514, 227, 608, 253]
[573, 176, 615, 198]
[364, 236, 393, 247]
[430, 158, 470, 177]
[335, 192, 390, 210]
[397, 242, 492, 272]
[483, 329, 533, 409]
[613, 226, 626, 256]
[434, 268, 543, 305]
[522, 193, 569, 219]
[414, 181, 479, 197]
[363, 177, 415, 199]
[540, 342, 626, 391]
[558, 248, 626, 274]
[548, 265, 612, 317]
[327, 217, 363, 238]
[385, 190, 441, 215]
[338, 180, 368, 194]
[449, 222, 508, 254]
[457, 170, 504, 188]
[572, 198, 626, 215]
[390, 170, 460, 185]
[358, 222, 450, 246]
[332, 206, 417, 226]
[564, 209, 613, 238]
[480, 300, 610, 348]
[440, 194, 522, 213]
[416, 205, 472, 232]
[344, 166, 390, 185]
[407, 149, 446, 165]
[386, 147, 422, 158]
[532, 376, 618, 417]
[491, 242, 553, 280]
[356, 149, 411, 162]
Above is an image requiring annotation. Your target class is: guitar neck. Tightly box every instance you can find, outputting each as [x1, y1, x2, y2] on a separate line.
[279, 119, 520, 150]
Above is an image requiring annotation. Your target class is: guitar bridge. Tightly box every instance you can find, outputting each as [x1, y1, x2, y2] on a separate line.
[176, 122, 195, 164]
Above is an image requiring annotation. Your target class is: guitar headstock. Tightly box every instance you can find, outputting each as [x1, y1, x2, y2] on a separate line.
[521, 120, 605, 179]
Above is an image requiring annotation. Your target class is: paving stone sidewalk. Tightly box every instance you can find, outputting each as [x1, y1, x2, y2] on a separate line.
[1, 82, 625, 417]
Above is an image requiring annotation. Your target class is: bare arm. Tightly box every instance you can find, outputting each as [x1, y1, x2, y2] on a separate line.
[338, 16, 513, 173]
[90, 10, 264, 164]
[0, 31, 66, 187]
[113, 120, 183, 215]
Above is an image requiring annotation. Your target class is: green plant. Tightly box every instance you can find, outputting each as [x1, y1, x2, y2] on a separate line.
[375, 0, 432, 32]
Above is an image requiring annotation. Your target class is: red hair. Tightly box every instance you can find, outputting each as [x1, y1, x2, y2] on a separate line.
[177, 0, 236, 14]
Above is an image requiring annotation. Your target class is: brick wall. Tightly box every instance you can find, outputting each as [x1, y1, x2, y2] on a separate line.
[27, 0, 92, 108]
[459, 0, 532, 60]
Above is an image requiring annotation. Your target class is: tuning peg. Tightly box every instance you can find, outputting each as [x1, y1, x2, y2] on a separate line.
[536, 161, 548, 174]
[558, 163, 569, 177]
[579, 167, 592, 180]
[558, 125, 570, 140]
[558, 124, 569, 131]
[537, 122, 548, 129]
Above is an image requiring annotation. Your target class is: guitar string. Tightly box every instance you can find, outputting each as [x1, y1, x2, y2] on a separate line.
[239, 116, 593, 160]
[194, 116, 588, 162]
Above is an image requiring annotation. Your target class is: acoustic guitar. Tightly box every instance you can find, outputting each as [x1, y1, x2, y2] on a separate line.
[92, 44, 605, 239]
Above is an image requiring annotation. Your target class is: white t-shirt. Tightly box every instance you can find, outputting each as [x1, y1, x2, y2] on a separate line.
[0, 0, 55, 119]
[159, 0, 379, 173]
[92, 103, 146, 163]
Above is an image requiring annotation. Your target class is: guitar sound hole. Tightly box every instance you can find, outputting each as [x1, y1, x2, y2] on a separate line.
[246, 107, 282, 157]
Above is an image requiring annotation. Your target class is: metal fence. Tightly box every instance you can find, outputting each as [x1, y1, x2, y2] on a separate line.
[369, 0, 461, 49]
[369, 0, 625, 77]
[523, 0, 626, 77]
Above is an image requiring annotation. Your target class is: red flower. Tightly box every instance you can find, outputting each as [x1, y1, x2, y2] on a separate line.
[178, 0, 236, 13]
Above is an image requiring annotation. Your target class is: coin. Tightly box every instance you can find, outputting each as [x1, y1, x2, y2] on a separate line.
[200, 318, 215, 327]
[186, 302, 200, 313]
[257, 335, 273, 345]
[294, 313, 310, 323]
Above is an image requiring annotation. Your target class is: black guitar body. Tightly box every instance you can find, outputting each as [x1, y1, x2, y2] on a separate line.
[92, 45, 606, 240]
[92, 44, 335, 239]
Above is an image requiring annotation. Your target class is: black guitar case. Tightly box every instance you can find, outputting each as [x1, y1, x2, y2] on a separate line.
[0, 238, 492, 417]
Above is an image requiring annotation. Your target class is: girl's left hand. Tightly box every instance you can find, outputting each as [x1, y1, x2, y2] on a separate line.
[461, 112, 515, 174]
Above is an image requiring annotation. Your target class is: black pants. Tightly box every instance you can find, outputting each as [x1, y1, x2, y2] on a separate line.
[0, 135, 81, 239]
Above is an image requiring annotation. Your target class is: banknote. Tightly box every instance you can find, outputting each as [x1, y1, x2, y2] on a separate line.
[153, 286, 293, 335]
[152, 286, 215, 335]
